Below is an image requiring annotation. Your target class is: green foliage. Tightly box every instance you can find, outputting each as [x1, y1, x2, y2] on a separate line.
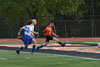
[0, 0, 85, 25]
[0, 0, 87, 38]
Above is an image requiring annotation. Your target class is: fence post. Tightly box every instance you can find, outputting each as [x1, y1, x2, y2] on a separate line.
[38, 21, 40, 38]
[91, 0, 95, 37]
[65, 20, 67, 37]
[92, 21, 94, 37]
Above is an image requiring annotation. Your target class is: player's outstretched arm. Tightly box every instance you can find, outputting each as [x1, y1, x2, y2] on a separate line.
[18, 27, 23, 36]
[52, 32, 59, 37]
[31, 31, 39, 34]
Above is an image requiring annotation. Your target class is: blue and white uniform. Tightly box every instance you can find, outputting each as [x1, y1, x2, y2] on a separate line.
[22, 25, 35, 45]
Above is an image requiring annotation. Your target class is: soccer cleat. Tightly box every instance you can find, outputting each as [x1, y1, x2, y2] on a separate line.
[16, 50, 20, 54]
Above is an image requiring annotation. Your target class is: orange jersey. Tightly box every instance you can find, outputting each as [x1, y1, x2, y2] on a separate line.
[43, 27, 53, 36]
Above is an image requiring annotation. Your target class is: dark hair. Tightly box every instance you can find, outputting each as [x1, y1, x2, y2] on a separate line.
[47, 22, 52, 26]
[28, 20, 32, 25]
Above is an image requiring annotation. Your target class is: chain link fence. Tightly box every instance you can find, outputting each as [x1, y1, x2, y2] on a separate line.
[0, 16, 100, 38]
[54, 20, 100, 37]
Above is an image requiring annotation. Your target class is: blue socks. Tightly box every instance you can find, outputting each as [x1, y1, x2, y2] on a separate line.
[18, 45, 36, 53]
[32, 45, 36, 53]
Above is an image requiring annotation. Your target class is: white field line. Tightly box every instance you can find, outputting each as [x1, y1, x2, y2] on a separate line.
[0, 57, 7, 60]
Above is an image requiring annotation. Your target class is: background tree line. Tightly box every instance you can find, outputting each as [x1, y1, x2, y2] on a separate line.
[0, 0, 100, 38]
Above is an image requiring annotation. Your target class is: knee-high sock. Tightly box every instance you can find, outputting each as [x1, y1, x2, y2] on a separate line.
[39, 44, 47, 48]
[57, 41, 63, 45]
[32, 45, 36, 53]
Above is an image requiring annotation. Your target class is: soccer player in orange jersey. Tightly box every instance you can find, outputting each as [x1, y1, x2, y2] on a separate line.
[36, 22, 65, 50]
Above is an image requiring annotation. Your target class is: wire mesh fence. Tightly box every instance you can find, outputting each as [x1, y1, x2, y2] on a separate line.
[0, 16, 100, 38]
[53, 20, 100, 38]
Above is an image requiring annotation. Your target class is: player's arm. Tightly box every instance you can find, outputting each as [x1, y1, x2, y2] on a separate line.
[43, 28, 47, 33]
[18, 27, 23, 36]
[52, 32, 59, 37]
[31, 31, 39, 34]
[31, 33, 35, 37]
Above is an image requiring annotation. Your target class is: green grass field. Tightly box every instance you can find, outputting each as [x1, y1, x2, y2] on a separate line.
[0, 50, 100, 67]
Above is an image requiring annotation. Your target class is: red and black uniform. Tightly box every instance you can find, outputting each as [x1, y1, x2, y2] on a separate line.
[35, 24, 65, 51]
[43, 27, 53, 42]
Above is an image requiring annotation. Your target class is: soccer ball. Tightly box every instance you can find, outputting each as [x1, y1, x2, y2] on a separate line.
[98, 43, 100, 48]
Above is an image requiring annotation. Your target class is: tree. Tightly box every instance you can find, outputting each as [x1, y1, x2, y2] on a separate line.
[0, 0, 85, 38]
[0, 0, 85, 23]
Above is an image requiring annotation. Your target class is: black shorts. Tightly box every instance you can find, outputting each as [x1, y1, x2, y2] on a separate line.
[46, 36, 53, 42]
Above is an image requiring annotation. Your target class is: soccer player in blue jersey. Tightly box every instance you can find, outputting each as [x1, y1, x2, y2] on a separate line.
[16, 19, 38, 54]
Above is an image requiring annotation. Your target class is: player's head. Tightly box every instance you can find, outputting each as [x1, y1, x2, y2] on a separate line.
[28, 19, 37, 25]
[32, 19, 37, 25]
[47, 23, 52, 27]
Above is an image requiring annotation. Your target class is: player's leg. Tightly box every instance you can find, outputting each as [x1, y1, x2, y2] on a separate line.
[16, 45, 28, 54]
[17, 35, 24, 41]
[16, 35, 29, 54]
[39, 42, 48, 48]
[31, 39, 36, 53]
[35, 42, 48, 51]
[53, 37, 65, 47]
[25, 45, 28, 49]
[16, 45, 24, 54]
[35, 36, 50, 51]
